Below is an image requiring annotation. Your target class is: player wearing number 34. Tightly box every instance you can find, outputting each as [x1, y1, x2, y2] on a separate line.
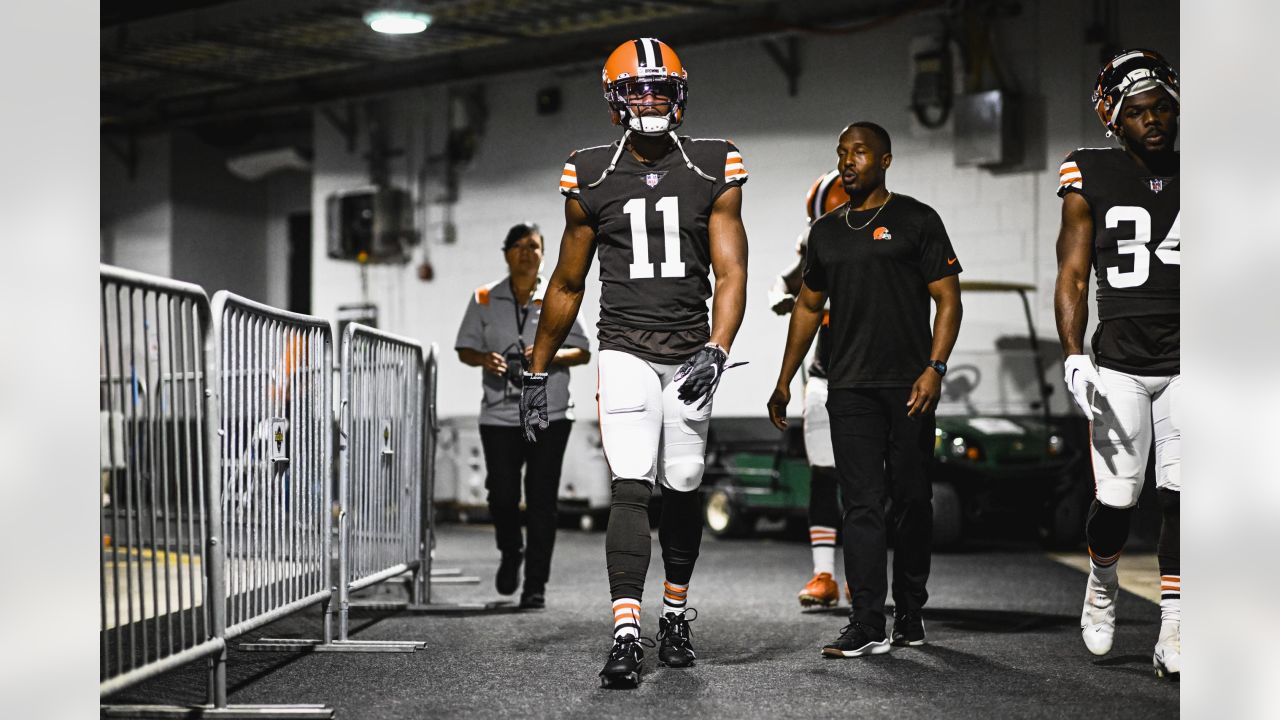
[522, 38, 748, 688]
[1053, 49, 1180, 680]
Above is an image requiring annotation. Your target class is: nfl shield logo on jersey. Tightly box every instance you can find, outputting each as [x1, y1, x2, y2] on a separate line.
[1148, 178, 1165, 193]
[643, 171, 667, 188]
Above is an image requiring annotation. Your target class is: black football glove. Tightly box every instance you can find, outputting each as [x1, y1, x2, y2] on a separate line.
[520, 371, 549, 443]
[675, 344, 729, 410]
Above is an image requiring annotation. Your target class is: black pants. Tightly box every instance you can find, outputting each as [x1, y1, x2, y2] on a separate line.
[478, 420, 572, 594]
[828, 387, 935, 633]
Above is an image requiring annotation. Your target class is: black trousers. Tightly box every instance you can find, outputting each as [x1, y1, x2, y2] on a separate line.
[478, 420, 572, 594]
[828, 387, 935, 633]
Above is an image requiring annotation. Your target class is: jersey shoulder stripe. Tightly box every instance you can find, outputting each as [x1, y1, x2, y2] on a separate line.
[559, 144, 618, 196]
[684, 137, 748, 184]
[559, 162, 578, 195]
[1056, 147, 1115, 197]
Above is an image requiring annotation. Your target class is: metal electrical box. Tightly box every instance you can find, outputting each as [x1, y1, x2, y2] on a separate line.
[954, 90, 1017, 167]
[326, 186, 418, 264]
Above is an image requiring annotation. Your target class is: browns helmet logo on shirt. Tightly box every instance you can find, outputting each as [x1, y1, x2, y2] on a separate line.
[872, 226, 892, 241]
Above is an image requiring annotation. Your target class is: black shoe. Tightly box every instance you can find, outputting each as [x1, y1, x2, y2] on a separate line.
[519, 591, 545, 610]
[657, 609, 698, 668]
[495, 551, 522, 596]
[891, 611, 926, 646]
[599, 634, 655, 689]
[822, 621, 890, 658]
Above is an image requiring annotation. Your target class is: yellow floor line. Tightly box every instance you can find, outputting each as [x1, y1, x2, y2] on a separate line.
[102, 546, 200, 565]
[1047, 552, 1160, 604]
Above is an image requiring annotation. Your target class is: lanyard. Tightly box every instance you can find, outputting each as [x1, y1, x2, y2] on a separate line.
[509, 279, 532, 345]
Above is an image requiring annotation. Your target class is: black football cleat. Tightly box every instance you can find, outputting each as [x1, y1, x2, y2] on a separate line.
[657, 609, 698, 668]
[599, 634, 654, 689]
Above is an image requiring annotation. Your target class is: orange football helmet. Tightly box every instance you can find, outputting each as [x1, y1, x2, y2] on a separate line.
[804, 170, 850, 224]
[602, 38, 688, 135]
[1091, 49, 1179, 136]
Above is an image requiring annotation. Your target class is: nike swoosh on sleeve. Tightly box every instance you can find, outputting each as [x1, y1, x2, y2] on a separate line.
[947, 257, 958, 265]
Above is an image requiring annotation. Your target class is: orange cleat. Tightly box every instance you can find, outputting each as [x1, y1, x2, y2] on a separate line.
[798, 572, 839, 608]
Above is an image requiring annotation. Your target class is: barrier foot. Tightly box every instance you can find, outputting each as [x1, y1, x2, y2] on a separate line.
[427, 575, 481, 585]
[102, 703, 333, 718]
[430, 568, 463, 577]
[238, 638, 425, 653]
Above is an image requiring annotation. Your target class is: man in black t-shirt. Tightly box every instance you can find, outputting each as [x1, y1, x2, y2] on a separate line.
[523, 38, 749, 688]
[1054, 49, 1181, 680]
[768, 122, 963, 659]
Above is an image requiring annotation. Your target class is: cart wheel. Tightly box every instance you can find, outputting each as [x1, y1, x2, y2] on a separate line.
[705, 488, 751, 538]
[1040, 480, 1089, 550]
[931, 481, 963, 550]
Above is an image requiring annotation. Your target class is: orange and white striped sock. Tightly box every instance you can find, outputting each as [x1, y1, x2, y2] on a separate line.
[613, 598, 641, 640]
[1159, 575, 1180, 624]
[810, 525, 837, 576]
[662, 581, 688, 616]
[1087, 545, 1120, 579]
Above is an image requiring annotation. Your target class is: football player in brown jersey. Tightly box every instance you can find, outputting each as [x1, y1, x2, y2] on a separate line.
[522, 38, 749, 688]
[1054, 49, 1181, 679]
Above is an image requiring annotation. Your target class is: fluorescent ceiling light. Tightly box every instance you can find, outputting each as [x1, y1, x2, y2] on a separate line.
[364, 10, 432, 35]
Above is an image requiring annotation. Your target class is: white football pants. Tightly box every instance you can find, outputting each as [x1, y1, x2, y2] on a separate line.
[802, 375, 835, 468]
[1090, 368, 1181, 509]
[597, 349, 712, 492]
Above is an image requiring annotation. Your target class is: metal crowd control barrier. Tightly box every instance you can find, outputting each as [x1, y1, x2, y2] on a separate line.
[99, 267, 331, 718]
[243, 325, 434, 653]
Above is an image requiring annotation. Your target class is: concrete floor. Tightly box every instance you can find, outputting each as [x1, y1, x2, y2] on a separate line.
[110, 523, 1178, 719]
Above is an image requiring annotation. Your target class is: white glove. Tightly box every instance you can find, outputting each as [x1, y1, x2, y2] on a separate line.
[1063, 354, 1109, 421]
[767, 275, 795, 315]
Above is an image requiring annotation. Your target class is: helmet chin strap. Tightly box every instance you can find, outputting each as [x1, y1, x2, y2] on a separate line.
[669, 131, 715, 183]
[586, 129, 631, 188]
[585, 125, 717, 188]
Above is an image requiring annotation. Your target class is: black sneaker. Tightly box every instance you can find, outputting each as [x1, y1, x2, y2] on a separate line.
[519, 591, 545, 610]
[657, 609, 698, 668]
[821, 621, 890, 658]
[599, 634, 655, 689]
[495, 551, 522, 596]
[891, 611, 926, 646]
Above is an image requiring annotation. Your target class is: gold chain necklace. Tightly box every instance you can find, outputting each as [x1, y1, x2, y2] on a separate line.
[844, 192, 894, 232]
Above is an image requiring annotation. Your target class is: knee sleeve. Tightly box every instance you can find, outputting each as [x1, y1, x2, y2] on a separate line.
[605, 479, 654, 601]
[808, 466, 841, 528]
[658, 487, 703, 586]
[1157, 488, 1179, 576]
[1085, 499, 1132, 561]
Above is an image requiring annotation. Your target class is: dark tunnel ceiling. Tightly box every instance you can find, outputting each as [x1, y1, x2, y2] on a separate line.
[101, 0, 943, 134]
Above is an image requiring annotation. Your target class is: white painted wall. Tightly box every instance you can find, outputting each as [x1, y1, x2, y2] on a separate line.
[101, 129, 312, 310]
[265, 171, 313, 309]
[101, 133, 172, 275]
[170, 131, 271, 303]
[296, 1, 1173, 420]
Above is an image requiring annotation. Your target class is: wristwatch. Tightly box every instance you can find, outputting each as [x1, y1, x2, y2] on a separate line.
[926, 360, 947, 377]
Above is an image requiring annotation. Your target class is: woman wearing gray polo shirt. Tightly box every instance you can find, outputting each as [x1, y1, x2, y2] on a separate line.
[455, 222, 592, 609]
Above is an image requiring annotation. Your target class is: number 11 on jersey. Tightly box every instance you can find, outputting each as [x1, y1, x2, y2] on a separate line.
[624, 196, 685, 279]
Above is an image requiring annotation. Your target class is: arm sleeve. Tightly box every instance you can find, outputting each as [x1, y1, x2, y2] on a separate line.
[917, 207, 962, 282]
[1056, 150, 1084, 198]
[454, 296, 486, 352]
[801, 227, 828, 292]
